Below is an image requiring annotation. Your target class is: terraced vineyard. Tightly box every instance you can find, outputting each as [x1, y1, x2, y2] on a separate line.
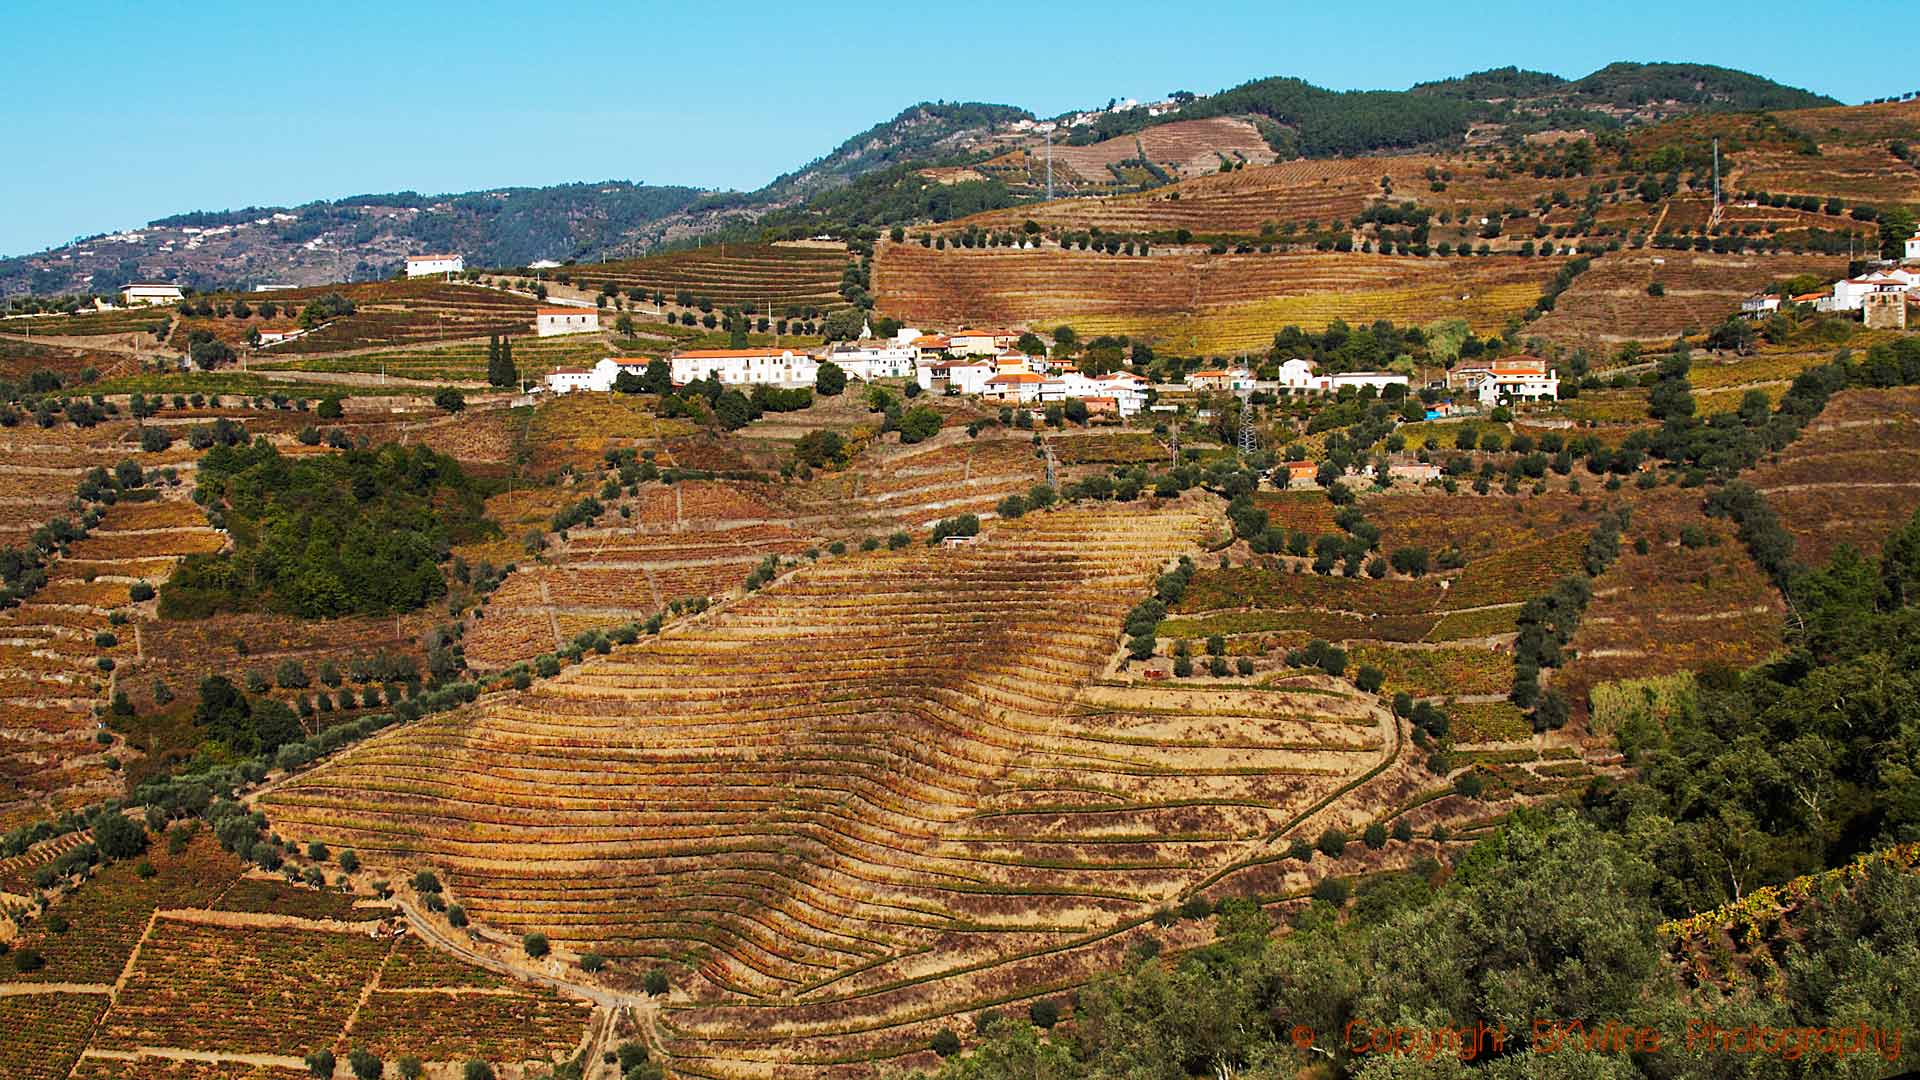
[536, 244, 853, 310]
[873, 243, 1554, 351]
[257, 282, 538, 354]
[955, 156, 1438, 236]
[258, 501, 1474, 1073]
[255, 332, 608, 383]
[1745, 386, 1920, 565]
[0, 829, 594, 1077]
[465, 433, 1049, 669]
[1528, 250, 1847, 344]
[0, 482, 223, 829]
[1558, 489, 1783, 724]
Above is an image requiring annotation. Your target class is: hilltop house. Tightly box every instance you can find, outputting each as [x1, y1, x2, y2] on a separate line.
[1907, 230, 1920, 262]
[670, 347, 818, 387]
[1450, 356, 1560, 405]
[120, 282, 183, 306]
[404, 254, 464, 279]
[536, 307, 601, 337]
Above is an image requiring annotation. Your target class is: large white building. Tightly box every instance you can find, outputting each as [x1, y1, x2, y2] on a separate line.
[404, 254, 464, 279]
[1274, 358, 1410, 395]
[1826, 270, 1916, 312]
[120, 283, 183, 306]
[670, 348, 819, 387]
[536, 306, 601, 337]
[1907, 231, 1920, 262]
[821, 340, 917, 381]
[1450, 356, 1560, 405]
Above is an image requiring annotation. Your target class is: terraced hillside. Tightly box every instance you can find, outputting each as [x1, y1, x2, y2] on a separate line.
[0, 830, 595, 1078]
[1527, 250, 1848, 344]
[259, 501, 1465, 1072]
[535, 244, 853, 311]
[254, 281, 538, 354]
[1046, 117, 1279, 186]
[1745, 385, 1920, 565]
[464, 432, 1049, 668]
[874, 242, 1554, 351]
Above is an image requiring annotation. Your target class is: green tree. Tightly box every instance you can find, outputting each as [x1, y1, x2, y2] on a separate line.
[816, 362, 847, 396]
[434, 388, 466, 414]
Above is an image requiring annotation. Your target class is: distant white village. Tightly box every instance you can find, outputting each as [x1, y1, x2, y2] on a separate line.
[540, 322, 1565, 415]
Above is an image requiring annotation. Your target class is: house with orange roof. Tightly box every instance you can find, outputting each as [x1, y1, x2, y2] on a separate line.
[981, 371, 1046, 404]
[950, 329, 1020, 356]
[1188, 367, 1255, 392]
[536, 306, 601, 337]
[1450, 355, 1558, 406]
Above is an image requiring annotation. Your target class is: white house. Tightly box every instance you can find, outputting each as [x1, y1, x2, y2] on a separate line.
[536, 307, 601, 337]
[670, 348, 818, 387]
[121, 283, 183, 307]
[1273, 358, 1408, 395]
[821, 341, 917, 381]
[404, 254, 464, 279]
[919, 359, 996, 395]
[981, 372, 1045, 404]
[1451, 356, 1560, 405]
[1907, 231, 1920, 262]
[545, 366, 603, 394]
[255, 328, 300, 346]
[1740, 295, 1782, 318]
[1829, 270, 1917, 311]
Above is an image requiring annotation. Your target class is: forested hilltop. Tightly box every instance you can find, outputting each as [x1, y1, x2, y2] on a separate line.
[1, 61, 1845, 296]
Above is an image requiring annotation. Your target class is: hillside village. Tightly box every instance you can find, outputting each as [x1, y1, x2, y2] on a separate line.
[1, 53, 1919, 1080]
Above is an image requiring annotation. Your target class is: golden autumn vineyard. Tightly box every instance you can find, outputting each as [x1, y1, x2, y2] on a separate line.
[3, 44, 1920, 1080]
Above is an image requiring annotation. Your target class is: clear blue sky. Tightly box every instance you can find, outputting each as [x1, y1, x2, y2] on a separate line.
[0, 0, 1888, 257]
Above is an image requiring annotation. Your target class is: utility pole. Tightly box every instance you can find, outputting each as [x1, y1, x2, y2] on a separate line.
[1712, 137, 1721, 210]
[1044, 126, 1054, 201]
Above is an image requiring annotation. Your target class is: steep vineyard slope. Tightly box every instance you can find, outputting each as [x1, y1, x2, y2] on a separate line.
[260, 502, 1415, 1072]
[873, 242, 1553, 350]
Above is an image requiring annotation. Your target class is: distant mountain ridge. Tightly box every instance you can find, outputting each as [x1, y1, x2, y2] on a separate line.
[0, 61, 1841, 296]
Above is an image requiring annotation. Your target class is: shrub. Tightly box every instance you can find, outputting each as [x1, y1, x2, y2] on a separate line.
[1453, 772, 1485, 798]
[1364, 822, 1389, 849]
[644, 969, 669, 995]
[349, 1048, 382, 1080]
[523, 932, 550, 958]
[1312, 877, 1352, 906]
[1029, 999, 1061, 1028]
[581, 951, 606, 972]
[338, 849, 360, 873]
[447, 904, 468, 928]
[304, 1050, 335, 1078]
[13, 947, 45, 973]
[463, 1062, 494, 1080]
[129, 581, 155, 602]
[931, 1029, 962, 1057]
[397, 1058, 423, 1080]
[1316, 828, 1348, 857]
[412, 869, 442, 894]
[1355, 665, 1385, 693]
